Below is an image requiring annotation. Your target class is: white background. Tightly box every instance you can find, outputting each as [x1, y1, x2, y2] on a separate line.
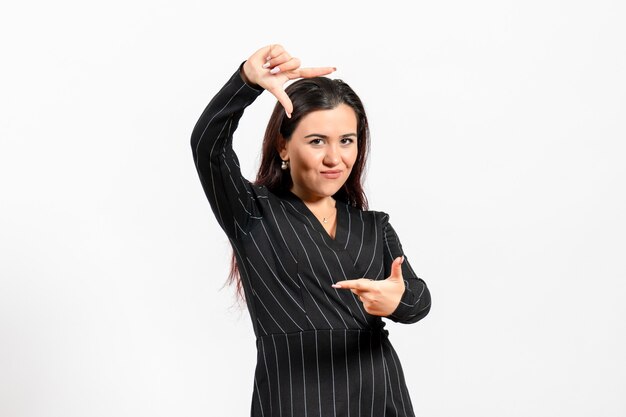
[1, 1, 625, 416]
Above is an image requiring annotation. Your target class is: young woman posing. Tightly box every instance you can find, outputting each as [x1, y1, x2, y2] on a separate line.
[191, 44, 431, 417]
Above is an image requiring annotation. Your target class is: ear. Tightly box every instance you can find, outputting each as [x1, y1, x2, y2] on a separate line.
[277, 135, 289, 160]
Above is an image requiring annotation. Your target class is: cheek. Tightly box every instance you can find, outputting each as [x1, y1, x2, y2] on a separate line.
[289, 155, 316, 181]
[294, 149, 323, 170]
[346, 148, 359, 168]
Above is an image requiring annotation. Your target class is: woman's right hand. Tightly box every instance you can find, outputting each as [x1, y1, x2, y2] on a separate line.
[241, 44, 336, 118]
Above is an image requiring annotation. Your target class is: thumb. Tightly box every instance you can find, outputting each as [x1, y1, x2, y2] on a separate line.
[268, 86, 293, 118]
[390, 256, 404, 280]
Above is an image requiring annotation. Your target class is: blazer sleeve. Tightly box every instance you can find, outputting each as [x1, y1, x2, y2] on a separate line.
[381, 213, 432, 324]
[190, 62, 265, 238]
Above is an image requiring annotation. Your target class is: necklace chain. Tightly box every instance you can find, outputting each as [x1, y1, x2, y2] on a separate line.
[321, 210, 336, 224]
[303, 198, 336, 224]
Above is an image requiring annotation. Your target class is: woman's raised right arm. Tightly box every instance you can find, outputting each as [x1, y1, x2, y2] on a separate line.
[190, 63, 264, 238]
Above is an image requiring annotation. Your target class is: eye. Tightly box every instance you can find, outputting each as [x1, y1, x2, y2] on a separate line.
[341, 137, 355, 145]
[308, 138, 324, 145]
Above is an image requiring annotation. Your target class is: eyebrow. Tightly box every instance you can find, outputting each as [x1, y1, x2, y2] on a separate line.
[303, 133, 357, 139]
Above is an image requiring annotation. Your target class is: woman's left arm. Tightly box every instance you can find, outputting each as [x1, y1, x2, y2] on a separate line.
[380, 216, 431, 324]
[332, 213, 431, 324]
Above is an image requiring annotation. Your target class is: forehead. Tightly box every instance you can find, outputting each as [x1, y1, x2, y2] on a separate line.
[293, 104, 358, 136]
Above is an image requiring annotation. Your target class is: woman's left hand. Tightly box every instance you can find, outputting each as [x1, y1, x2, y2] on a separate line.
[332, 257, 406, 317]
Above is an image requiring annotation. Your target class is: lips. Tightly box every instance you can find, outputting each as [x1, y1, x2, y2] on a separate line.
[320, 170, 342, 179]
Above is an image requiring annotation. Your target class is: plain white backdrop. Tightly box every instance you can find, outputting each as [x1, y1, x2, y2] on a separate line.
[1, 1, 625, 416]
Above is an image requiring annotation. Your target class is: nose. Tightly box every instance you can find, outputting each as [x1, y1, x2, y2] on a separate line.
[323, 144, 340, 167]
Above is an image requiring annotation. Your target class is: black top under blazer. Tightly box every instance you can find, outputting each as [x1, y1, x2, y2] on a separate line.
[191, 63, 431, 417]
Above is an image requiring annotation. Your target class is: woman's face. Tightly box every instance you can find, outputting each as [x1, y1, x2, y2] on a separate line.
[280, 103, 359, 202]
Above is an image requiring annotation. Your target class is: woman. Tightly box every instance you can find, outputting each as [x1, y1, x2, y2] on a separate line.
[191, 44, 431, 417]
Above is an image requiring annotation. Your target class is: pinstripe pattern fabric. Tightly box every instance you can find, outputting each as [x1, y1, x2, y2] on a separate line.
[191, 64, 431, 417]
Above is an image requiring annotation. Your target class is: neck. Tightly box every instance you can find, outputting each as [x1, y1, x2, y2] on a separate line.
[289, 187, 336, 211]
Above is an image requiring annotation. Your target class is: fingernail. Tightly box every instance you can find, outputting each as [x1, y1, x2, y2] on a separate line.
[270, 66, 281, 74]
[333, 67, 337, 71]
[332, 284, 342, 288]
[262, 62, 270, 68]
[285, 111, 291, 119]
[400, 256, 405, 264]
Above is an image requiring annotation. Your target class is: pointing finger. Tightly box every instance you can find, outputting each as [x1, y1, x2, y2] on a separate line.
[295, 67, 337, 79]
[332, 278, 374, 290]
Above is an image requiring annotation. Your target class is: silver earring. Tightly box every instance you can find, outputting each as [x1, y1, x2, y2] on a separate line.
[281, 160, 290, 170]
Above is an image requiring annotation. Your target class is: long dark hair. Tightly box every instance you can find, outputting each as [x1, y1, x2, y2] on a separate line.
[228, 76, 371, 302]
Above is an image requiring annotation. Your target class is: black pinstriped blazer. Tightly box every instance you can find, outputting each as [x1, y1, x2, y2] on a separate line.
[191, 64, 431, 417]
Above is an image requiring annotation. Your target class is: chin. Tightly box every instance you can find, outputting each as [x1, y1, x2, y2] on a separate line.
[324, 185, 345, 198]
